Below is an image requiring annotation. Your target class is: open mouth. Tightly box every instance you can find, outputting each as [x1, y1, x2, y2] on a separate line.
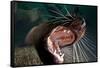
[47, 26, 75, 63]
[47, 24, 86, 63]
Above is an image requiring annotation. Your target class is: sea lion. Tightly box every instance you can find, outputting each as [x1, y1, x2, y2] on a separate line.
[25, 16, 86, 64]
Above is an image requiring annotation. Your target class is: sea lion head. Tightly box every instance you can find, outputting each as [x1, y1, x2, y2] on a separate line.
[47, 16, 86, 63]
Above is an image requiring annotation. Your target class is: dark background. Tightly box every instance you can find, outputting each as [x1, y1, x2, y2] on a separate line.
[13, 2, 97, 65]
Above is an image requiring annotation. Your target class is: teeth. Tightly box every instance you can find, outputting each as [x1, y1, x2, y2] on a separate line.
[60, 52, 62, 56]
[61, 53, 64, 58]
[58, 51, 64, 56]
[64, 30, 66, 32]
[60, 52, 64, 56]
[67, 30, 70, 33]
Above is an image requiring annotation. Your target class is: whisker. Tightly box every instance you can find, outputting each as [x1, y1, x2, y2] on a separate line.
[76, 43, 84, 62]
[53, 5, 65, 16]
[73, 44, 80, 62]
[73, 44, 76, 63]
[85, 31, 95, 38]
[49, 18, 61, 22]
[53, 20, 71, 24]
[80, 40, 96, 58]
[50, 10, 69, 19]
[81, 39, 96, 51]
[83, 34, 96, 43]
[82, 37, 96, 48]
[78, 41, 89, 62]
[42, 15, 64, 19]
[84, 29, 94, 36]
[84, 34, 96, 44]
[64, 5, 73, 18]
